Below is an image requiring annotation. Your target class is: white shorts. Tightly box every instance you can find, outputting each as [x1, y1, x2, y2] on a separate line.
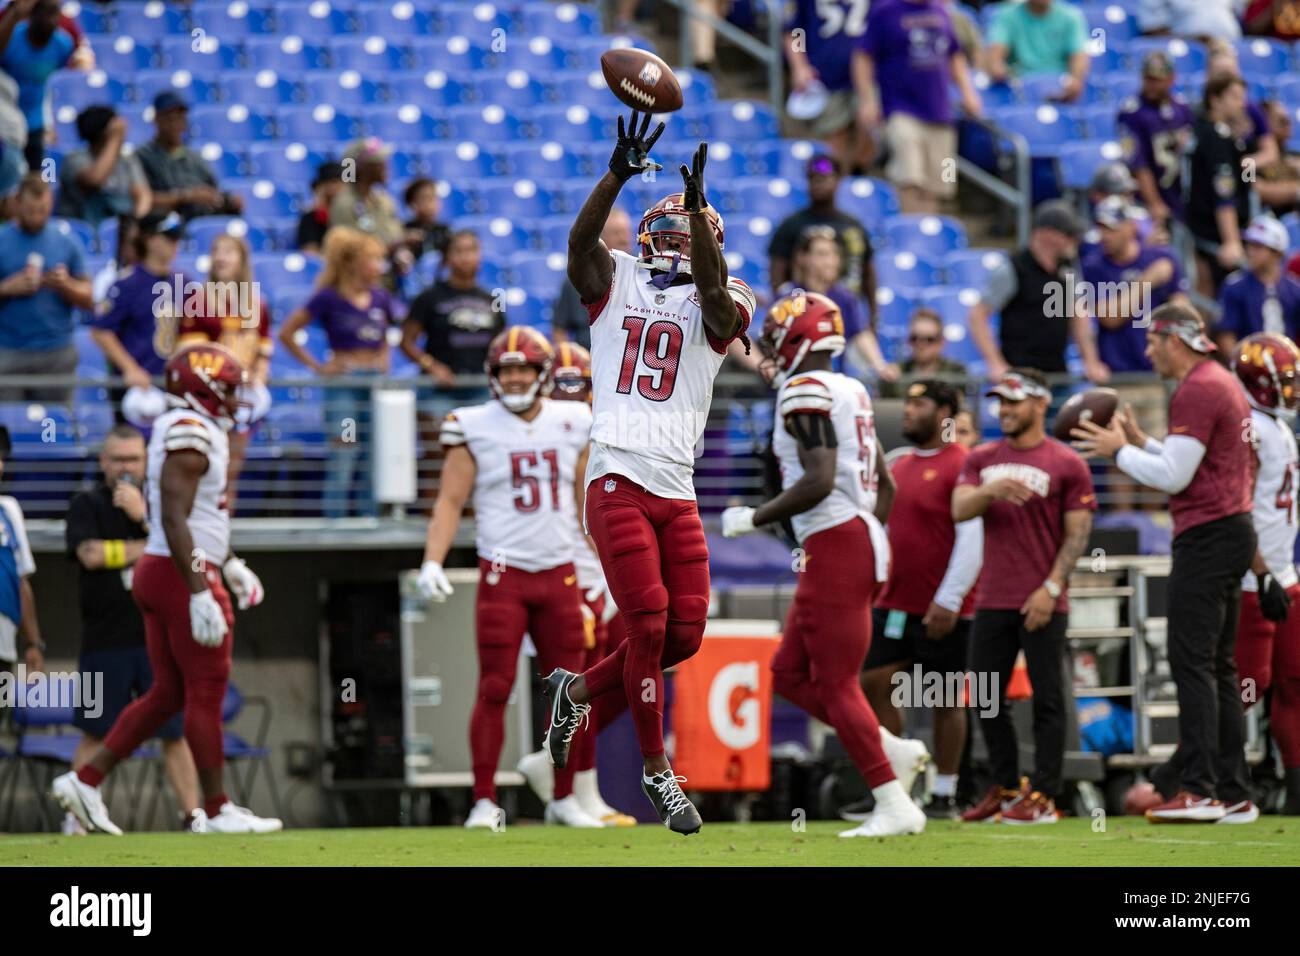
[884, 112, 958, 199]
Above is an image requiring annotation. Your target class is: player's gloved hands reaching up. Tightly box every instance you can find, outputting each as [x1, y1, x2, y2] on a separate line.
[189, 590, 228, 647]
[679, 143, 709, 213]
[609, 108, 665, 182]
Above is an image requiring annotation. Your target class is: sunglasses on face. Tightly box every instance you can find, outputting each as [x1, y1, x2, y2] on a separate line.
[909, 334, 941, 344]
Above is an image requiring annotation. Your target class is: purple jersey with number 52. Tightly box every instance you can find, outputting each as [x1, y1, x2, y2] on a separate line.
[784, 0, 871, 92]
[1117, 95, 1195, 217]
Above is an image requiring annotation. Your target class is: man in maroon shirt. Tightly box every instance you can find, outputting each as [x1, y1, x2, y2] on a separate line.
[953, 368, 1096, 824]
[1073, 303, 1258, 823]
[864, 380, 982, 819]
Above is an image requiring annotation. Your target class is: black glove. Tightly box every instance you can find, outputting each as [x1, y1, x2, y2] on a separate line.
[609, 109, 664, 182]
[1257, 571, 1292, 622]
[679, 142, 708, 213]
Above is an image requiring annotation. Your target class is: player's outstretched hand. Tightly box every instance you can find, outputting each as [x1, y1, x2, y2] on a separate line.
[222, 556, 264, 611]
[679, 142, 708, 213]
[609, 108, 664, 182]
[189, 590, 229, 647]
[418, 560, 454, 603]
[721, 505, 756, 538]
[1070, 416, 1126, 460]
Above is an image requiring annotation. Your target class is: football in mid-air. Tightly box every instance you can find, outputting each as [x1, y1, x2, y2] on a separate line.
[601, 47, 683, 113]
[1052, 387, 1120, 441]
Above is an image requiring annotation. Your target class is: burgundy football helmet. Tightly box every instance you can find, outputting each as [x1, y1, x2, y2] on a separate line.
[165, 342, 247, 427]
[637, 192, 724, 276]
[550, 341, 592, 404]
[1234, 331, 1300, 415]
[757, 290, 845, 387]
[486, 326, 554, 412]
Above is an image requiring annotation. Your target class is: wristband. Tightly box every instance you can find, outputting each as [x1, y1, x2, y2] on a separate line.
[103, 539, 127, 569]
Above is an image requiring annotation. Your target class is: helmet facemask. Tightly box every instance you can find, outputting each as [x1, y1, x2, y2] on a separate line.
[490, 362, 547, 414]
[640, 213, 694, 277]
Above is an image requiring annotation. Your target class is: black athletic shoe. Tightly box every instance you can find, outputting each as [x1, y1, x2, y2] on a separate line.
[542, 668, 590, 770]
[838, 796, 874, 822]
[1285, 768, 1300, 816]
[642, 769, 702, 835]
[922, 794, 959, 820]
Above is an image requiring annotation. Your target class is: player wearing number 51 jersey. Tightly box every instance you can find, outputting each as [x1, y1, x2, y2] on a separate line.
[1233, 333, 1300, 815]
[417, 327, 601, 830]
[544, 110, 753, 835]
[720, 291, 924, 838]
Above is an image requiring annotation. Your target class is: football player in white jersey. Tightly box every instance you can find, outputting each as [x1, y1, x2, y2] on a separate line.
[417, 328, 600, 829]
[53, 343, 279, 835]
[542, 110, 755, 835]
[719, 291, 926, 838]
[1233, 332, 1300, 817]
[514, 342, 638, 826]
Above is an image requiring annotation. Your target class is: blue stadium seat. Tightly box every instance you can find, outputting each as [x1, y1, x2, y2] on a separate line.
[160, 35, 243, 72]
[1058, 138, 1125, 190]
[875, 250, 942, 293]
[498, 143, 585, 180]
[446, 105, 526, 143]
[919, 286, 982, 325]
[509, 251, 569, 298]
[454, 215, 532, 259]
[528, 105, 603, 143]
[723, 251, 767, 292]
[69, 1, 112, 35]
[221, 69, 300, 106]
[186, 215, 272, 253]
[355, 1, 435, 36]
[838, 177, 901, 231]
[329, 36, 407, 72]
[884, 214, 968, 257]
[437, 2, 514, 37]
[197, 143, 249, 179]
[304, 70, 383, 107]
[1275, 75, 1300, 108]
[91, 36, 158, 73]
[675, 68, 717, 104]
[245, 36, 327, 72]
[475, 180, 559, 220]
[723, 177, 805, 220]
[1075, 103, 1119, 140]
[247, 142, 326, 181]
[548, 70, 614, 110]
[1086, 44, 1125, 75]
[764, 138, 833, 181]
[489, 36, 568, 73]
[132, 69, 219, 107]
[95, 217, 120, 257]
[990, 104, 1083, 158]
[1019, 73, 1082, 105]
[116, 1, 189, 37]
[1283, 212, 1300, 255]
[502, 290, 552, 330]
[364, 104, 439, 142]
[274, 1, 356, 38]
[945, 248, 1009, 289]
[564, 35, 657, 71]
[253, 252, 324, 289]
[54, 218, 96, 252]
[521, 2, 600, 38]
[873, 286, 917, 333]
[1081, 3, 1136, 41]
[277, 104, 362, 142]
[703, 101, 780, 142]
[530, 215, 576, 253]
[407, 36, 488, 72]
[1093, 73, 1139, 105]
[225, 179, 302, 218]
[694, 141, 747, 181]
[1234, 37, 1294, 77]
[190, 104, 275, 142]
[48, 71, 127, 112]
[384, 70, 471, 108]
[476, 70, 549, 109]
[421, 142, 497, 181]
[973, 77, 1020, 109]
[725, 214, 779, 260]
[1125, 37, 1206, 74]
[192, 1, 276, 36]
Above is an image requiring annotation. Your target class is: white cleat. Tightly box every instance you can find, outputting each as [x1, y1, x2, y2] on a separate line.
[544, 794, 605, 828]
[61, 811, 87, 836]
[517, 749, 555, 804]
[838, 800, 927, 838]
[201, 802, 283, 834]
[879, 729, 931, 798]
[51, 771, 122, 836]
[464, 797, 505, 830]
[576, 792, 637, 827]
[1217, 800, 1260, 824]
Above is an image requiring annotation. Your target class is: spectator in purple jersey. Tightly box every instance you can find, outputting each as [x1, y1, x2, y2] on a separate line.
[1207, 38, 1280, 170]
[1118, 52, 1195, 229]
[774, 224, 875, 377]
[1216, 215, 1300, 351]
[1254, 101, 1300, 217]
[1079, 162, 1162, 259]
[852, 0, 982, 214]
[1081, 197, 1190, 375]
[784, 0, 872, 172]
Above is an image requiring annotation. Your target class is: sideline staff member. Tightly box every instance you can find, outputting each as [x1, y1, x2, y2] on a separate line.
[1073, 303, 1257, 823]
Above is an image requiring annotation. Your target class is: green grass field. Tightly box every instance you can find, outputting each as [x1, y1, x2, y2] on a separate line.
[3, 818, 1298, 866]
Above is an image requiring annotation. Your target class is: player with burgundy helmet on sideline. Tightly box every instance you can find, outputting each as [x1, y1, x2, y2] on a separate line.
[720, 290, 925, 838]
[52, 343, 279, 835]
[1232, 333, 1300, 816]
[545, 107, 755, 836]
[416, 328, 601, 830]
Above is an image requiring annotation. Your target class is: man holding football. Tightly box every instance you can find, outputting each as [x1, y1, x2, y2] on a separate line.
[720, 290, 927, 838]
[543, 108, 755, 835]
[52, 344, 279, 835]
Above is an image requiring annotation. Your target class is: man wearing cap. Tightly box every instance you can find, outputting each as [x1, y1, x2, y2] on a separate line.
[1217, 215, 1300, 352]
[970, 199, 1109, 385]
[329, 137, 404, 253]
[55, 105, 151, 226]
[953, 367, 1097, 824]
[1073, 303, 1257, 822]
[1117, 51, 1195, 230]
[850, 0, 981, 214]
[136, 92, 243, 221]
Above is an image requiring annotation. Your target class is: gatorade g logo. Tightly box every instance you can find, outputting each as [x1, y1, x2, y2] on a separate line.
[708, 661, 761, 750]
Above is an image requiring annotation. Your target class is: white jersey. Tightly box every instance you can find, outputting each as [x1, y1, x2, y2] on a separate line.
[442, 398, 592, 574]
[144, 406, 231, 566]
[1243, 408, 1299, 591]
[771, 369, 891, 580]
[585, 249, 756, 500]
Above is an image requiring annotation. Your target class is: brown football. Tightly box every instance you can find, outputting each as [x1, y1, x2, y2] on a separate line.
[1053, 387, 1120, 441]
[600, 48, 683, 113]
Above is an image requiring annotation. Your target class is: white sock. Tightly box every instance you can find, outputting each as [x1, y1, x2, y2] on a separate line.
[573, 769, 598, 802]
[933, 774, 956, 798]
[871, 779, 911, 810]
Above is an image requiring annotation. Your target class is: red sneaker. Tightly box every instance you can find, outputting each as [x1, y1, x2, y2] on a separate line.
[999, 790, 1060, 825]
[1145, 791, 1225, 823]
[960, 780, 1026, 823]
